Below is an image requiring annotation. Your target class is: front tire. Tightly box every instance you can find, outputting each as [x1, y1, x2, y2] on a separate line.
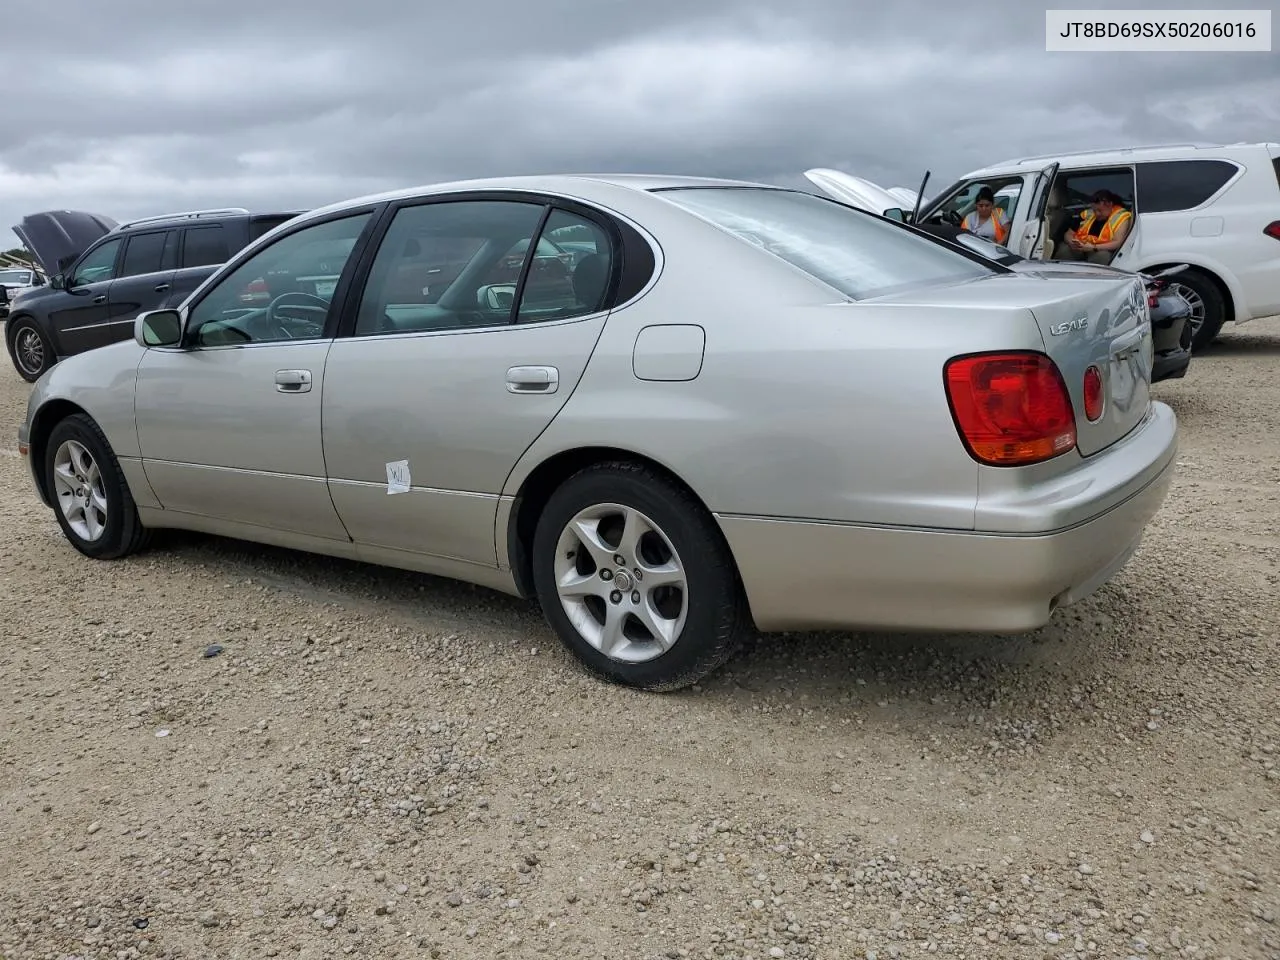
[531, 462, 750, 691]
[1172, 269, 1226, 354]
[6, 316, 54, 382]
[44, 414, 150, 560]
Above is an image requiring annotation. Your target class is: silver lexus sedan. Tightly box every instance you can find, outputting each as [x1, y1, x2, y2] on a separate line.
[17, 175, 1178, 691]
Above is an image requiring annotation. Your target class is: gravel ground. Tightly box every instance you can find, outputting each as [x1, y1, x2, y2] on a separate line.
[1, 321, 1278, 960]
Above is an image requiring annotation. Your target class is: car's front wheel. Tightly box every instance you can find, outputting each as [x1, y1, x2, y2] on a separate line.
[531, 462, 750, 691]
[44, 414, 151, 560]
[6, 317, 54, 382]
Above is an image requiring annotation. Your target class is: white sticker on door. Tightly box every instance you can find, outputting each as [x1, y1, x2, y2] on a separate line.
[386, 460, 411, 495]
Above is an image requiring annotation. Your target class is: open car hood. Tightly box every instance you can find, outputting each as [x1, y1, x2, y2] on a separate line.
[803, 168, 905, 216]
[885, 186, 919, 208]
[12, 210, 118, 275]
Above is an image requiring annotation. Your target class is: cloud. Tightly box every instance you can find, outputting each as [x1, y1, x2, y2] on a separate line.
[2, 0, 1276, 244]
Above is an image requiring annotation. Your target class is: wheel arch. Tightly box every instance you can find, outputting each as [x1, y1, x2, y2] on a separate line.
[27, 398, 92, 506]
[503, 445, 734, 600]
[1139, 259, 1237, 324]
[4, 311, 62, 355]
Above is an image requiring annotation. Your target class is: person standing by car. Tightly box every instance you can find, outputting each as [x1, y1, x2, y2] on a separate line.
[959, 187, 1010, 243]
[1055, 189, 1133, 264]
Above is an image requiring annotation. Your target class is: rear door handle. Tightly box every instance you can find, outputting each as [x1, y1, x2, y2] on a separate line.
[154, 283, 171, 293]
[93, 294, 107, 304]
[275, 369, 313, 393]
[506, 365, 559, 394]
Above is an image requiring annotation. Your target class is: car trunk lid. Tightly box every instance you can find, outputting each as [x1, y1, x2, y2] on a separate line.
[874, 272, 1153, 457]
[12, 210, 118, 275]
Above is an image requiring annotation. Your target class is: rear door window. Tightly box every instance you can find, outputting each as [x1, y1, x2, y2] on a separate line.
[659, 187, 993, 300]
[183, 225, 231, 268]
[1136, 160, 1239, 212]
[120, 231, 169, 277]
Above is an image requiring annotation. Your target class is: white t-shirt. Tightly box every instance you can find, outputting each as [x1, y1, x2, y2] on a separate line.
[962, 209, 1006, 241]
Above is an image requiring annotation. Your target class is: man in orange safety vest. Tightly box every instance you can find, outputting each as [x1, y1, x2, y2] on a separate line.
[1055, 189, 1133, 264]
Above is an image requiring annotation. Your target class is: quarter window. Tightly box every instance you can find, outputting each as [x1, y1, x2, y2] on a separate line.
[1136, 160, 1238, 213]
[70, 238, 123, 287]
[120, 231, 169, 277]
[186, 213, 372, 347]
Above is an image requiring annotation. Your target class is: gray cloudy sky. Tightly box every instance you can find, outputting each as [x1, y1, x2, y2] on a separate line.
[2, 0, 1277, 248]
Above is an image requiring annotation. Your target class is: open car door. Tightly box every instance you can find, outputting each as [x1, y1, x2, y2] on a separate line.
[1017, 162, 1060, 261]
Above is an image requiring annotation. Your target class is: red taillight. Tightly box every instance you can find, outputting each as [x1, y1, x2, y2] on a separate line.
[944, 352, 1077, 467]
[1082, 366, 1104, 421]
[1265, 221, 1280, 241]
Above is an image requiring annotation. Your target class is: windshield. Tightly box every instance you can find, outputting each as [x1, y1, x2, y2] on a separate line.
[0, 269, 33, 284]
[658, 187, 993, 300]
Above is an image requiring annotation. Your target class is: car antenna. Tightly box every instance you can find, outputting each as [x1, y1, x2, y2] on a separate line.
[908, 170, 930, 224]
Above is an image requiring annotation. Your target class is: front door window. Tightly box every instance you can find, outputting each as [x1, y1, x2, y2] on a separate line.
[184, 213, 373, 347]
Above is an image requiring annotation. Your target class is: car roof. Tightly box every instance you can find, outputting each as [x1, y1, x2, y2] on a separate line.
[109, 207, 306, 234]
[293, 173, 787, 224]
[964, 141, 1280, 178]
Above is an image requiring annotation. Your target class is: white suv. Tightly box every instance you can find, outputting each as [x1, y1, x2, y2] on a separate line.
[906, 143, 1280, 352]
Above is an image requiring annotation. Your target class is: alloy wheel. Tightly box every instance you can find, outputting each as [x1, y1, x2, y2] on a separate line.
[52, 439, 108, 542]
[553, 502, 689, 663]
[1170, 282, 1206, 339]
[15, 327, 44, 378]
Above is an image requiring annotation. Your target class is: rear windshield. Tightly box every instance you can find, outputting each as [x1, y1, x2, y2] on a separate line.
[658, 187, 993, 300]
[1273, 157, 1280, 192]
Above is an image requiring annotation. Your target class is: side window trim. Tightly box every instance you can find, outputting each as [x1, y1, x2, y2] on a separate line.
[508, 205, 555, 324]
[179, 205, 385, 349]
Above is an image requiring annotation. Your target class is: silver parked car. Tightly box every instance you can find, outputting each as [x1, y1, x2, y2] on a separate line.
[17, 175, 1178, 691]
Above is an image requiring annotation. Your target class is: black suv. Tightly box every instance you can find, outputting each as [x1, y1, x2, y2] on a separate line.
[5, 207, 301, 381]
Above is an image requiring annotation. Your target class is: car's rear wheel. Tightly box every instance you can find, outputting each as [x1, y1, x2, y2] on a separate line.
[531, 462, 749, 691]
[6, 317, 54, 382]
[44, 414, 150, 560]
[1172, 269, 1226, 354]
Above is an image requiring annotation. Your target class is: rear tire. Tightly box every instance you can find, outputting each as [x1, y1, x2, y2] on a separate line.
[44, 413, 151, 560]
[6, 316, 54, 382]
[1173, 269, 1226, 354]
[531, 462, 750, 692]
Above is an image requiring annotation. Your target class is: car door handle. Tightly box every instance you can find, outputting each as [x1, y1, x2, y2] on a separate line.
[506, 365, 559, 394]
[93, 294, 107, 303]
[275, 369, 313, 393]
[154, 283, 171, 293]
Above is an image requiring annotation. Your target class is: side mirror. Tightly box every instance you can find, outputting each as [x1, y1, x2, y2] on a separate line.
[49, 274, 65, 290]
[134, 309, 184, 348]
[883, 207, 907, 222]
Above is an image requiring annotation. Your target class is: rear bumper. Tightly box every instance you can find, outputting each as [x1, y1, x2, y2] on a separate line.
[719, 401, 1177, 635]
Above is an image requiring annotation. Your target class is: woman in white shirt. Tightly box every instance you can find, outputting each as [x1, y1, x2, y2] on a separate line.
[960, 187, 1010, 244]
